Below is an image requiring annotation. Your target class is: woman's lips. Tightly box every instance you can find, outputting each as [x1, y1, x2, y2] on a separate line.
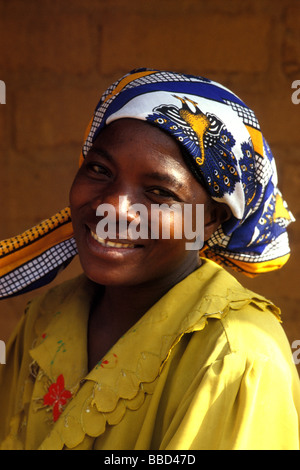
[89, 228, 143, 249]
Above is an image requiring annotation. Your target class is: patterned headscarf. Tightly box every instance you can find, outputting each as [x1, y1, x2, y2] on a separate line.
[0, 68, 294, 299]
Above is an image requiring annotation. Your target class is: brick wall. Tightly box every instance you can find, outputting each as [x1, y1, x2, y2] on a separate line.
[0, 0, 299, 372]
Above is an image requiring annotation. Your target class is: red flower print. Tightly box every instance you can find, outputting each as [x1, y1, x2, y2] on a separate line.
[43, 374, 72, 422]
[96, 353, 118, 369]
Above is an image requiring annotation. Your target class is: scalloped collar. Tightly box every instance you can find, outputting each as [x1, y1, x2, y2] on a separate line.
[28, 259, 279, 449]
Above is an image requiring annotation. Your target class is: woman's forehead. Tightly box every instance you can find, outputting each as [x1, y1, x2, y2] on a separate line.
[90, 118, 196, 183]
[92, 119, 184, 161]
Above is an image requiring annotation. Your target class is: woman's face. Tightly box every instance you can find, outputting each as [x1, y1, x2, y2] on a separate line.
[70, 119, 220, 288]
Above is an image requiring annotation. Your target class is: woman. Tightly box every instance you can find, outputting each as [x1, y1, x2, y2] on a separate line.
[0, 68, 299, 450]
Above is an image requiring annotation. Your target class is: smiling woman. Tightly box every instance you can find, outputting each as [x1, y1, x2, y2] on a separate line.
[70, 118, 219, 371]
[0, 69, 299, 450]
[70, 119, 216, 292]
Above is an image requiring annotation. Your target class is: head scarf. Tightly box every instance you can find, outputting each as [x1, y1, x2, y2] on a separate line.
[0, 68, 294, 299]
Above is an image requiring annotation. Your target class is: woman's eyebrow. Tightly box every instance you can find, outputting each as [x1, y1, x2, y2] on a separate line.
[88, 146, 114, 162]
[146, 171, 185, 190]
[88, 147, 185, 190]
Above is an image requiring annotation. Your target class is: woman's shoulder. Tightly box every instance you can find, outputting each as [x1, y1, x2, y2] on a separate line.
[218, 296, 293, 369]
[26, 274, 90, 311]
[187, 260, 293, 373]
[201, 279, 295, 380]
[18, 274, 93, 335]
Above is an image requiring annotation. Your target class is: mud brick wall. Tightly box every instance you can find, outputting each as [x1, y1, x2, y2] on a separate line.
[0, 0, 299, 373]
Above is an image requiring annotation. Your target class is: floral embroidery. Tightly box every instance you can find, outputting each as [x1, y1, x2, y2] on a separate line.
[95, 353, 118, 370]
[100, 359, 109, 367]
[50, 340, 66, 367]
[43, 374, 72, 422]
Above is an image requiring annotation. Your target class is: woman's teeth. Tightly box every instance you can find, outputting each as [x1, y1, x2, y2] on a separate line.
[90, 230, 137, 248]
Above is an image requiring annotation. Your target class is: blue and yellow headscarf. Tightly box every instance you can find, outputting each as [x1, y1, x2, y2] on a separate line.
[0, 68, 295, 298]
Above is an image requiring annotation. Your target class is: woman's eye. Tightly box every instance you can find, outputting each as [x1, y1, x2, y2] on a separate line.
[86, 163, 111, 176]
[150, 188, 177, 199]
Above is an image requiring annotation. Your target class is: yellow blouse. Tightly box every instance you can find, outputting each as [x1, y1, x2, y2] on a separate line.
[0, 259, 299, 450]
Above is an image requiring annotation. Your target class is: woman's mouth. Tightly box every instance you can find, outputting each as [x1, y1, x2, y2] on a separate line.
[90, 229, 142, 249]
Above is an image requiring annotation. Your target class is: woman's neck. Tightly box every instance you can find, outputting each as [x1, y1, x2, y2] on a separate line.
[87, 258, 201, 370]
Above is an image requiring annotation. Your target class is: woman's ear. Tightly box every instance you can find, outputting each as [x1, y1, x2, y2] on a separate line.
[204, 201, 231, 241]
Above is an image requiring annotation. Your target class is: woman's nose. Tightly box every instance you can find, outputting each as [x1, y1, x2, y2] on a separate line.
[115, 195, 137, 222]
[94, 190, 138, 223]
[95, 192, 142, 241]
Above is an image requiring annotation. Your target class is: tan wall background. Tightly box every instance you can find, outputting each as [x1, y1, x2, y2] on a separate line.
[0, 0, 299, 373]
